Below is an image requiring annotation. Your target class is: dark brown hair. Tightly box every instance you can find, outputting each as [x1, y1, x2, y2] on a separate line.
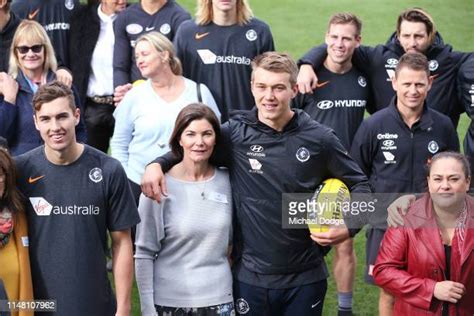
[395, 52, 430, 77]
[169, 103, 221, 161]
[0, 149, 24, 214]
[32, 80, 76, 113]
[426, 151, 471, 179]
[396, 8, 436, 45]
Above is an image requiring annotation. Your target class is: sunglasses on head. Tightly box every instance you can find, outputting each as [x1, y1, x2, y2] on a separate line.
[16, 44, 44, 54]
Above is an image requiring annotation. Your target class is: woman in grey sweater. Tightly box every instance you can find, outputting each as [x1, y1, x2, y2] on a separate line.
[135, 104, 233, 316]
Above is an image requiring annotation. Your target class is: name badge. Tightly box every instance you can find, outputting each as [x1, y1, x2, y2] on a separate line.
[21, 236, 29, 247]
[207, 192, 228, 204]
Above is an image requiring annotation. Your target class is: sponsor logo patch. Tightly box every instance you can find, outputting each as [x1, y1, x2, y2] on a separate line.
[29, 197, 53, 216]
[377, 133, 398, 140]
[28, 175, 45, 184]
[383, 151, 396, 164]
[126, 23, 143, 35]
[197, 49, 251, 65]
[195, 32, 210, 40]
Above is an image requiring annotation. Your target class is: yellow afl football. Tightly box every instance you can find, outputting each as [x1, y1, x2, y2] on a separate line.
[307, 178, 350, 233]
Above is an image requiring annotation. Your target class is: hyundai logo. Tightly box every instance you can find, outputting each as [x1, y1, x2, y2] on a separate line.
[383, 140, 395, 147]
[250, 145, 264, 153]
[317, 100, 334, 110]
[387, 58, 398, 66]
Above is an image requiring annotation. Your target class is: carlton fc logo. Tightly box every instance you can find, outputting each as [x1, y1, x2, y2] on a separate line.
[296, 147, 310, 162]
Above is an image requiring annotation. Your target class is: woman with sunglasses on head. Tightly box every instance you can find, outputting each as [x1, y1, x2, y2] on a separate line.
[135, 103, 233, 316]
[0, 147, 33, 316]
[0, 20, 86, 156]
[374, 152, 474, 315]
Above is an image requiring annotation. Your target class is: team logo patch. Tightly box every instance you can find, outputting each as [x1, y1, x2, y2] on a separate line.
[296, 147, 310, 162]
[245, 29, 257, 41]
[236, 298, 250, 314]
[429, 60, 439, 71]
[29, 197, 53, 216]
[65, 0, 75, 10]
[89, 168, 103, 183]
[126, 23, 143, 35]
[428, 140, 439, 154]
[160, 23, 171, 35]
[250, 145, 264, 153]
[358, 76, 367, 87]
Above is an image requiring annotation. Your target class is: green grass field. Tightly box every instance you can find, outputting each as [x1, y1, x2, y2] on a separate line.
[116, 1, 474, 315]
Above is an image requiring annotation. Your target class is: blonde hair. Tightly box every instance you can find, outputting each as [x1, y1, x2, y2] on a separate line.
[8, 20, 57, 79]
[195, 0, 254, 26]
[135, 31, 182, 76]
[251, 52, 298, 86]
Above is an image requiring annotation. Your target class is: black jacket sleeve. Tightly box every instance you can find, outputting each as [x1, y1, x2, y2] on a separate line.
[298, 45, 327, 68]
[113, 13, 132, 87]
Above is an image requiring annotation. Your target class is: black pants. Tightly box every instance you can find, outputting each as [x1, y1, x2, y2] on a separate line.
[233, 279, 327, 316]
[84, 98, 115, 153]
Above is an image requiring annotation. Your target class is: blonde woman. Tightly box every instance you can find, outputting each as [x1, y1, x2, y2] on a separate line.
[111, 31, 220, 203]
[0, 20, 86, 156]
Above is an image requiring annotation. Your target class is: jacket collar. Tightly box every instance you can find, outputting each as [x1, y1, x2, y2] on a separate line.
[409, 194, 474, 268]
[17, 70, 56, 94]
[232, 107, 308, 134]
[387, 97, 433, 131]
[385, 31, 451, 59]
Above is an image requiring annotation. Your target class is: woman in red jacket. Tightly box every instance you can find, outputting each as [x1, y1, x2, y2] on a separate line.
[374, 151, 473, 315]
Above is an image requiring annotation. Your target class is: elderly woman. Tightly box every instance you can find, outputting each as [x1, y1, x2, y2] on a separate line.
[374, 151, 474, 315]
[135, 104, 233, 316]
[0, 20, 86, 156]
[111, 31, 220, 203]
[0, 148, 33, 316]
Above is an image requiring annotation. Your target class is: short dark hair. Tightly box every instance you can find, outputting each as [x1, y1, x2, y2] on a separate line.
[427, 151, 471, 180]
[169, 103, 221, 161]
[328, 12, 362, 36]
[395, 52, 430, 77]
[396, 8, 436, 45]
[32, 81, 76, 114]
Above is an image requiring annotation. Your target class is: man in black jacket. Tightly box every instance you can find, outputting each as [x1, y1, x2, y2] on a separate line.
[142, 52, 371, 316]
[350, 52, 459, 315]
[297, 8, 472, 127]
[69, 0, 126, 153]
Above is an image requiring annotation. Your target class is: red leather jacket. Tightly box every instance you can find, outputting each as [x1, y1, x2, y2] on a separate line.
[374, 194, 474, 315]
